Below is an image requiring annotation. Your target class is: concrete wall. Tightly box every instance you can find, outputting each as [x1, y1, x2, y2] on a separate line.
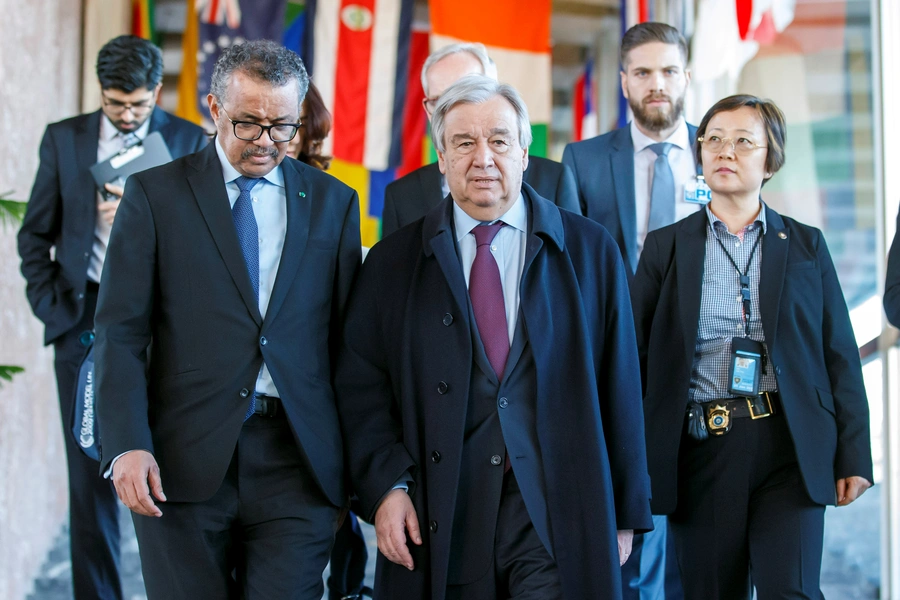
[0, 1, 84, 598]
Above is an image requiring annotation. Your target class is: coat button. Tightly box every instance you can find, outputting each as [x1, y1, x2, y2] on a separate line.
[491, 454, 502, 466]
[432, 451, 441, 463]
[239, 388, 250, 398]
[775, 366, 782, 375]
[442, 313, 453, 326]
[83, 252, 89, 260]
[260, 336, 267, 346]
[498, 397, 508, 409]
[429, 520, 438, 533]
[77, 292, 85, 300]
[437, 381, 448, 394]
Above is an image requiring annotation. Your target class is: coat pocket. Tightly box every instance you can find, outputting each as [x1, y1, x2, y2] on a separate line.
[816, 386, 836, 416]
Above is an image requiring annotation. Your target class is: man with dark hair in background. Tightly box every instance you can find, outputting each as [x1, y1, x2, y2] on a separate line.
[94, 40, 361, 599]
[17, 34, 208, 600]
[563, 21, 699, 600]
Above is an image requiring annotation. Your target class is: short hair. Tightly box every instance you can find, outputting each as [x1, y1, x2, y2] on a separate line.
[296, 82, 333, 171]
[96, 35, 164, 92]
[695, 94, 787, 178]
[421, 42, 498, 97]
[210, 40, 309, 108]
[430, 75, 531, 154]
[619, 22, 688, 70]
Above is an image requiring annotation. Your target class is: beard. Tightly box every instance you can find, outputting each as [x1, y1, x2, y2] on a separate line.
[630, 92, 684, 133]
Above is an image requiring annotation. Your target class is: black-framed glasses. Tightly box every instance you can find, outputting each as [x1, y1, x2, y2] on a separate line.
[101, 92, 155, 115]
[221, 108, 302, 143]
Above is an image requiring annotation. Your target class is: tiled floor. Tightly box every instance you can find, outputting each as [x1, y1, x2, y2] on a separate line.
[28, 489, 880, 599]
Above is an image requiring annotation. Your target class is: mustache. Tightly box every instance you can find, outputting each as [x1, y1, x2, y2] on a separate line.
[241, 146, 279, 160]
[643, 93, 672, 105]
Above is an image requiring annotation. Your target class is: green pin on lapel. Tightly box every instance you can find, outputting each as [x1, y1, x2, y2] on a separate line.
[298, 191, 306, 197]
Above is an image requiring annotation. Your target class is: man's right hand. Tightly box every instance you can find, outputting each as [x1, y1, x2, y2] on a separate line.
[112, 450, 167, 517]
[374, 489, 422, 570]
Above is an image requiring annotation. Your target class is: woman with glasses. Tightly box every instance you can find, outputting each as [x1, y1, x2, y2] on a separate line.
[630, 94, 873, 599]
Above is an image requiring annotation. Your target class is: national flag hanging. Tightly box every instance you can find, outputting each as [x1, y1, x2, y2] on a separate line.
[572, 59, 598, 142]
[132, 0, 155, 40]
[429, 0, 552, 157]
[176, 0, 204, 124]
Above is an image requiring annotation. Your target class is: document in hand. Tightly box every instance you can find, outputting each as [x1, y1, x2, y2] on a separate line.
[89, 131, 174, 197]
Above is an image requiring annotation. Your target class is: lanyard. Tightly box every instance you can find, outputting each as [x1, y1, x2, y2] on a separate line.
[715, 228, 762, 338]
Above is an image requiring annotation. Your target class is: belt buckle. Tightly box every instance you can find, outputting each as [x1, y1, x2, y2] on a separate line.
[747, 392, 773, 419]
[706, 404, 731, 435]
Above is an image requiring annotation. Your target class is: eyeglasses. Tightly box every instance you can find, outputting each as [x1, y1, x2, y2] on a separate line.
[422, 96, 440, 113]
[101, 92, 156, 115]
[698, 135, 767, 155]
[221, 108, 302, 143]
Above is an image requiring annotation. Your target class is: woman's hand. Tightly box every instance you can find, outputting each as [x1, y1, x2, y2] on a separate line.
[836, 476, 872, 506]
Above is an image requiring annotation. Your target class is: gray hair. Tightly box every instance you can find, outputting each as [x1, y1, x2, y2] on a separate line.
[430, 75, 532, 154]
[210, 40, 309, 108]
[420, 42, 498, 96]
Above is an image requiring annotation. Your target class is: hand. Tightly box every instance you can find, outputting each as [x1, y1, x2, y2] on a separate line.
[374, 489, 422, 570]
[98, 185, 122, 226]
[112, 450, 167, 517]
[836, 476, 871, 506]
[617, 529, 634, 566]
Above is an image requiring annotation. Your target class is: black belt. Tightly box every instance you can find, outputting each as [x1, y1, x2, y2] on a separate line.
[688, 391, 780, 438]
[253, 394, 281, 418]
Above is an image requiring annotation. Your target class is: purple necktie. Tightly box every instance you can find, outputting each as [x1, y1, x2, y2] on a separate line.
[469, 223, 509, 381]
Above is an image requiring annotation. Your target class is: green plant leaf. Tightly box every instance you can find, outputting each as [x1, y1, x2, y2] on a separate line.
[0, 365, 25, 385]
[0, 193, 27, 229]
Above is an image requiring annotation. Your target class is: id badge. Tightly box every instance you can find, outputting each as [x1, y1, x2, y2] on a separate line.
[728, 337, 763, 396]
[684, 175, 712, 205]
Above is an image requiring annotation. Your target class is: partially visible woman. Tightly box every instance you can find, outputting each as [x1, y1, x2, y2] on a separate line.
[286, 81, 369, 600]
[286, 81, 332, 170]
[631, 94, 873, 600]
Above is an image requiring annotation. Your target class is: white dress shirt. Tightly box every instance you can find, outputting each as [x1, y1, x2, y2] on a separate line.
[214, 138, 287, 398]
[90, 115, 151, 282]
[453, 192, 528, 344]
[631, 119, 700, 256]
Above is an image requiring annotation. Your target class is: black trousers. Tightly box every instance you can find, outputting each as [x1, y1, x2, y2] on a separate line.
[53, 282, 123, 600]
[670, 413, 825, 600]
[445, 470, 562, 600]
[132, 412, 341, 600]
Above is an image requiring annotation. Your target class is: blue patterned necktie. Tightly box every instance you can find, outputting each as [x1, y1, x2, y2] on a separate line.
[233, 175, 260, 419]
[647, 142, 675, 232]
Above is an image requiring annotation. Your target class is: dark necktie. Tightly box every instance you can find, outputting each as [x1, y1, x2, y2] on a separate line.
[469, 223, 509, 381]
[648, 142, 675, 232]
[233, 175, 261, 419]
[120, 132, 139, 149]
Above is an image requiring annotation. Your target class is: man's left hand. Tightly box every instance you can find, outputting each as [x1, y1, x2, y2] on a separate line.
[99, 183, 124, 226]
[836, 476, 872, 506]
[617, 529, 634, 565]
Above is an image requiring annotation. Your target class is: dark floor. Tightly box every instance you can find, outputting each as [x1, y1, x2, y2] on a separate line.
[28, 489, 880, 599]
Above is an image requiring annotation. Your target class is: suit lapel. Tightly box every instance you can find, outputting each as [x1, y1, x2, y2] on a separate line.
[264, 160, 311, 325]
[759, 206, 788, 352]
[188, 143, 262, 325]
[675, 212, 707, 361]
[610, 128, 638, 272]
[75, 112, 102, 239]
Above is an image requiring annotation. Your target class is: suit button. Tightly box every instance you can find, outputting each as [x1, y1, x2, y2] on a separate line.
[432, 451, 441, 463]
[437, 381, 448, 394]
[83, 252, 89, 260]
[775, 366, 782, 375]
[260, 336, 267, 346]
[239, 388, 250, 398]
[77, 293, 85, 300]
[429, 520, 438, 533]
[491, 455, 502, 466]
[442, 313, 453, 326]
[498, 397, 508, 409]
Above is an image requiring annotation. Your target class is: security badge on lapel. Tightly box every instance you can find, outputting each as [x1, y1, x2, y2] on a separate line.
[684, 175, 712, 205]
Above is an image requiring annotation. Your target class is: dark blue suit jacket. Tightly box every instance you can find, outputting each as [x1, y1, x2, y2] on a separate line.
[18, 109, 209, 344]
[884, 207, 900, 326]
[631, 206, 873, 514]
[335, 184, 652, 599]
[562, 123, 698, 274]
[94, 142, 362, 505]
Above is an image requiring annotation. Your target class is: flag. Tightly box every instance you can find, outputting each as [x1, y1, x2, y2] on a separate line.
[572, 59, 598, 142]
[132, 0, 155, 40]
[429, 0, 552, 157]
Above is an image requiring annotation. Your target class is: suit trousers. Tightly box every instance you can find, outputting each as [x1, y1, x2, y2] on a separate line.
[53, 282, 123, 600]
[132, 412, 341, 600]
[669, 412, 825, 600]
[445, 470, 562, 600]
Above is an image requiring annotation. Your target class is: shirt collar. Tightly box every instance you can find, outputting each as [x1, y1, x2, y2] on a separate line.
[100, 113, 151, 142]
[630, 118, 689, 154]
[705, 202, 768, 237]
[453, 190, 527, 243]
[215, 136, 285, 188]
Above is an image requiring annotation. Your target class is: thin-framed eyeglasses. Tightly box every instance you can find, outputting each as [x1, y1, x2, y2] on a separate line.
[698, 135, 767, 155]
[422, 96, 440, 113]
[221, 107, 302, 143]
[101, 92, 156, 115]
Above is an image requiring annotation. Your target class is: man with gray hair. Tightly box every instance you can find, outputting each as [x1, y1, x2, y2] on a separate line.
[335, 74, 652, 599]
[94, 40, 361, 599]
[381, 42, 579, 237]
